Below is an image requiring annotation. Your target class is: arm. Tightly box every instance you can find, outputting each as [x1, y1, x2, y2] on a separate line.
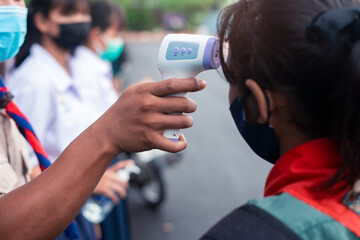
[0, 78, 206, 240]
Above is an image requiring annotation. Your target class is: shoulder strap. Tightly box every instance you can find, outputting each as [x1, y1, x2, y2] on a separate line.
[201, 204, 302, 240]
[252, 193, 359, 240]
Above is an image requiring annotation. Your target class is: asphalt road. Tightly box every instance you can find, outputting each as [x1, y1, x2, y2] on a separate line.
[122, 42, 272, 240]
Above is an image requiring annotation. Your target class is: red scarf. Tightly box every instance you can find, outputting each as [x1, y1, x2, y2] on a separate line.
[265, 138, 360, 237]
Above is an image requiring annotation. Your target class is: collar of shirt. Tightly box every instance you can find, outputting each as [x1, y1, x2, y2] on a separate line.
[71, 46, 118, 113]
[264, 138, 360, 237]
[30, 44, 76, 94]
[73, 46, 112, 79]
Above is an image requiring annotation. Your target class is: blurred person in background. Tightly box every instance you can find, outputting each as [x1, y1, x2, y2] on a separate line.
[8, 0, 132, 239]
[73, 1, 133, 239]
[99, 1, 129, 94]
[201, 0, 360, 239]
[73, 0, 126, 114]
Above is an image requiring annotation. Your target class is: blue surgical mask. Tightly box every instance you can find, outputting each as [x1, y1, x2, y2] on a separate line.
[230, 97, 280, 164]
[0, 6, 28, 62]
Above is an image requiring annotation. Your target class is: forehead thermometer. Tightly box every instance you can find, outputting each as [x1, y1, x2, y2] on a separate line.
[157, 34, 221, 141]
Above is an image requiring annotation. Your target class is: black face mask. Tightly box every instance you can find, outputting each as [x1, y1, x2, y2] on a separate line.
[230, 97, 280, 164]
[52, 22, 91, 50]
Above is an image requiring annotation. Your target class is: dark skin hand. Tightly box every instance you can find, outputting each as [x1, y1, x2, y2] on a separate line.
[0, 78, 206, 240]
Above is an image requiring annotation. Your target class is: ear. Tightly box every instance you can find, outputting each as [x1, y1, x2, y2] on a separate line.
[88, 27, 106, 50]
[245, 79, 273, 124]
[88, 27, 102, 43]
[33, 13, 51, 35]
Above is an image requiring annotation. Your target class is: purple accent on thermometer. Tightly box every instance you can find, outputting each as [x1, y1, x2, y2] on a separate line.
[202, 37, 221, 70]
[174, 47, 179, 54]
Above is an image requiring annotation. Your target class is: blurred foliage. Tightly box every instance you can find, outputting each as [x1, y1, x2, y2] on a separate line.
[24, 0, 226, 31]
[117, 0, 221, 31]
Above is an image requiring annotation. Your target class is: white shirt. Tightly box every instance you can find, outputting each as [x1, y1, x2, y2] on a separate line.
[7, 44, 111, 167]
[72, 46, 118, 113]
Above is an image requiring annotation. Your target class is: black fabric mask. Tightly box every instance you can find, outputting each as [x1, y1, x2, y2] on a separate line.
[52, 22, 91, 50]
[230, 97, 280, 164]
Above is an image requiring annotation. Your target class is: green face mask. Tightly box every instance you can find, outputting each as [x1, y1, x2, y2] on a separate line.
[100, 37, 125, 62]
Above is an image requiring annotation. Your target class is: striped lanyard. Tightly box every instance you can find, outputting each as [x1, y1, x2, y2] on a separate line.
[0, 76, 79, 239]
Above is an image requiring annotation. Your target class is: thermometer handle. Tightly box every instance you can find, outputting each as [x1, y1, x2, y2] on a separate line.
[163, 92, 188, 141]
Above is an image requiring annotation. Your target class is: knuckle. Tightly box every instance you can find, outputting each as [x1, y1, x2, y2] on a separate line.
[180, 99, 190, 112]
[143, 132, 154, 148]
[133, 84, 143, 95]
[135, 82, 149, 95]
[146, 117, 159, 129]
[140, 99, 155, 112]
[166, 79, 177, 92]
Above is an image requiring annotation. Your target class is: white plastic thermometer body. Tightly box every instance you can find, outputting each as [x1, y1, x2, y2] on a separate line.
[157, 34, 221, 141]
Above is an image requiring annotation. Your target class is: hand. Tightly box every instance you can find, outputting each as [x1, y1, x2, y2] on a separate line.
[93, 160, 134, 203]
[30, 166, 42, 180]
[98, 78, 207, 154]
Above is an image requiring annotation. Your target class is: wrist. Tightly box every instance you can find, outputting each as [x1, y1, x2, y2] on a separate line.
[85, 118, 121, 163]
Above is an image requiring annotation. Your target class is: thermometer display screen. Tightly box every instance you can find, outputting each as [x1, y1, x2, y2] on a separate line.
[166, 41, 199, 61]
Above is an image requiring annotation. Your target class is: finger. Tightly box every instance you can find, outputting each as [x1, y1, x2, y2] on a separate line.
[153, 134, 187, 153]
[146, 114, 194, 130]
[157, 97, 197, 114]
[113, 177, 129, 189]
[109, 160, 134, 172]
[111, 184, 127, 199]
[139, 77, 154, 83]
[151, 78, 207, 97]
[103, 190, 119, 204]
[106, 172, 127, 185]
[30, 166, 42, 180]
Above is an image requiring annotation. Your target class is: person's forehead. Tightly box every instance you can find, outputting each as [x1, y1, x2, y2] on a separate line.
[0, 0, 25, 7]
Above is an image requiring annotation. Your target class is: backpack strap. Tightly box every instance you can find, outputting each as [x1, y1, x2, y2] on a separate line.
[252, 193, 359, 240]
[201, 204, 302, 240]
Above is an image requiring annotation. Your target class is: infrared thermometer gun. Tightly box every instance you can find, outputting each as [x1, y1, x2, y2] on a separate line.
[157, 34, 221, 141]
